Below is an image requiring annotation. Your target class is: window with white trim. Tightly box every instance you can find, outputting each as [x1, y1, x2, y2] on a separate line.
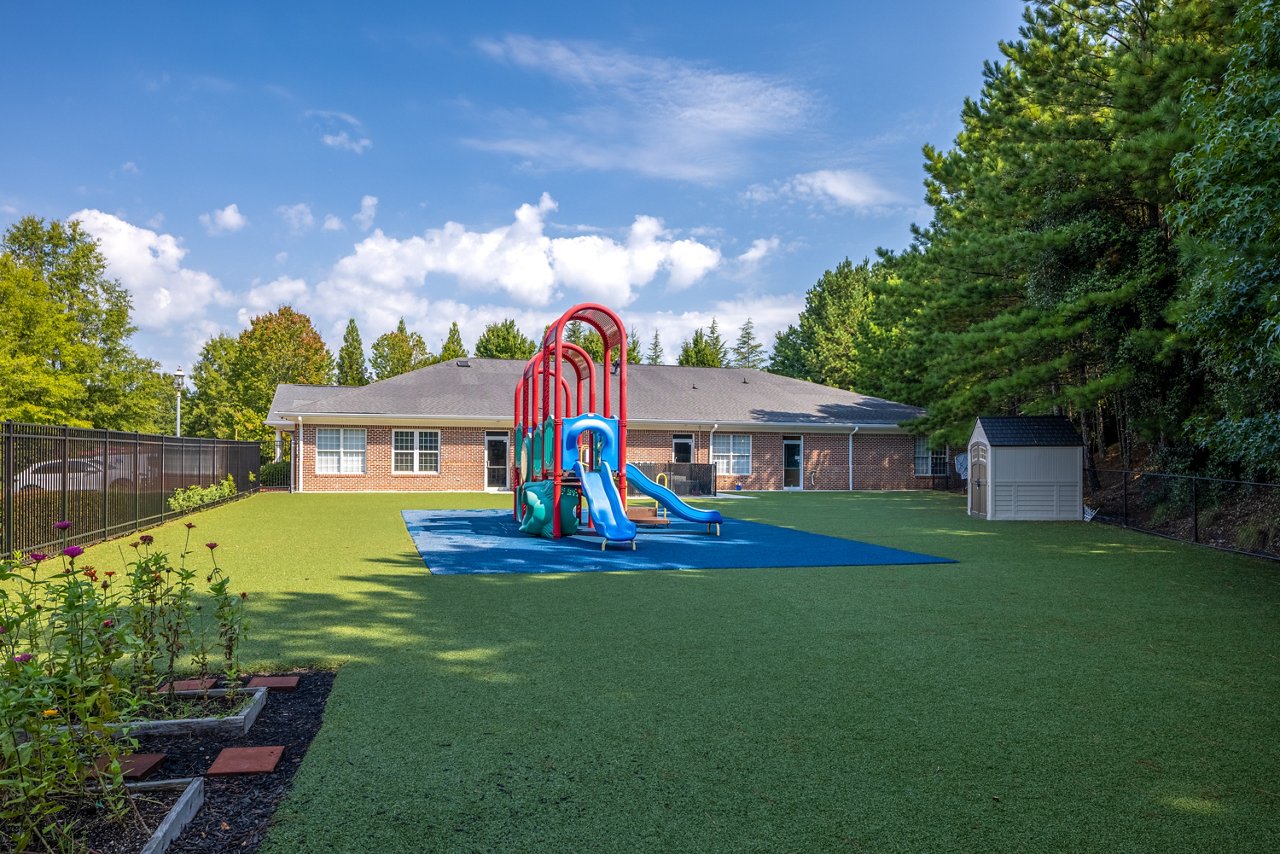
[914, 437, 948, 476]
[711, 433, 751, 476]
[316, 428, 366, 474]
[393, 430, 440, 474]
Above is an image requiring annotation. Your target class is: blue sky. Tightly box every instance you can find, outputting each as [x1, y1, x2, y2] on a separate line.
[2, 1, 1025, 372]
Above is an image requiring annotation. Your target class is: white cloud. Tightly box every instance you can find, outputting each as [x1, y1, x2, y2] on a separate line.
[275, 251, 289, 264]
[746, 169, 900, 212]
[352, 195, 378, 231]
[307, 110, 373, 154]
[237, 276, 309, 326]
[322, 214, 345, 231]
[323, 131, 373, 154]
[471, 36, 813, 183]
[69, 209, 230, 333]
[311, 195, 722, 332]
[146, 213, 165, 229]
[198, 203, 247, 235]
[120, 161, 140, 175]
[626, 294, 803, 362]
[276, 203, 315, 234]
[738, 237, 780, 266]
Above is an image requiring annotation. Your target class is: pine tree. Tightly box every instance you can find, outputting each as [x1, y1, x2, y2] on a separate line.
[677, 329, 722, 367]
[626, 328, 642, 364]
[888, 0, 1234, 448]
[766, 325, 812, 379]
[336, 318, 369, 386]
[706, 318, 729, 366]
[439, 321, 468, 361]
[731, 317, 765, 369]
[646, 330, 664, 365]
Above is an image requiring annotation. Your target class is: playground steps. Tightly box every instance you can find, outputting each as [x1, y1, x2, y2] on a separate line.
[627, 506, 671, 527]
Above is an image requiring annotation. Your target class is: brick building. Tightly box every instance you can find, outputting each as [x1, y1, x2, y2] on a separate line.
[267, 359, 954, 493]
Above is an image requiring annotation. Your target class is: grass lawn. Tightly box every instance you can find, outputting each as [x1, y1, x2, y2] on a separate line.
[83, 490, 1280, 851]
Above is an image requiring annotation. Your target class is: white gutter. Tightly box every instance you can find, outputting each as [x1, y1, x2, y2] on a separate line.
[848, 426, 859, 491]
[270, 411, 902, 432]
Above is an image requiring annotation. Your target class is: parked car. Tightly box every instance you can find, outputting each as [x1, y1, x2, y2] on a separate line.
[11, 458, 134, 493]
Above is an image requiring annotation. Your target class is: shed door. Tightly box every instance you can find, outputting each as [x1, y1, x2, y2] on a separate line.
[969, 444, 988, 517]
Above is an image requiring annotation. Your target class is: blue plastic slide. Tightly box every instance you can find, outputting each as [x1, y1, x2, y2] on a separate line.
[574, 461, 637, 549]
[625, 463, 723, 533]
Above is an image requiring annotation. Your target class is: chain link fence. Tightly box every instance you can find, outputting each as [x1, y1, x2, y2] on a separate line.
[1, 421, 260, 555]
[1086, 468, 1279, 560]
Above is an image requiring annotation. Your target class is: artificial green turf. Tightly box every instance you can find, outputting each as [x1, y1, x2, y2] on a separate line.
[82, 491, 1280, 851]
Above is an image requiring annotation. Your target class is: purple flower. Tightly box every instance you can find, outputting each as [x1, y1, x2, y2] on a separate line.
[0, 625, 7, 634]
[62, 546, 84, 559]
[12, 653, 33, 664]
[28, 552, 47, 563]
[54, 520, 72, 531]
[205, 542, 218, 551]
[139, 535, 154, 545]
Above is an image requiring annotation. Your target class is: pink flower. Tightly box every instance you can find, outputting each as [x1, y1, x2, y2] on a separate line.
[102, 619, 114, 628]
[54, 520, 72, 531]
[28, 552, 47, 563]
[62, 546, 84, 559]
[12, 653, 33, 664]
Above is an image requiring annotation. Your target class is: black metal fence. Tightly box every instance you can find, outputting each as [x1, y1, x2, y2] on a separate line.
[1, 421, 261, 556]
[1085, 468, 1280, 560]
[627, 462, 717, 498]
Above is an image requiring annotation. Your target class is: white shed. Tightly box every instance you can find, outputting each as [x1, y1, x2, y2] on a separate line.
[967, 416, 1084, 521]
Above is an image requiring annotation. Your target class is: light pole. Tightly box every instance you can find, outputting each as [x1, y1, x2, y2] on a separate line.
[174, 366, 185, 437]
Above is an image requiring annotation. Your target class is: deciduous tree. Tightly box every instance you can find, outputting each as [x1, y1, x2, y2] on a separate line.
[474, 319, 537, 360]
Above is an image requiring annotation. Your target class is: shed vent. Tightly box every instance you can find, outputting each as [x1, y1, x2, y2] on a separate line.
[456, 360, 470, 367]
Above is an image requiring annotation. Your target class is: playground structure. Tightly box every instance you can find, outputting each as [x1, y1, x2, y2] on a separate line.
[513, 303, 722, 550]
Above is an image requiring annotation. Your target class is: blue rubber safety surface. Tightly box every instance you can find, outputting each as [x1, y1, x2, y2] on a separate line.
[402, 509, 956, 575]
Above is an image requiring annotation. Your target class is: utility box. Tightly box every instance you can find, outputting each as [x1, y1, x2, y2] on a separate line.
[968, 416, 1084, 521]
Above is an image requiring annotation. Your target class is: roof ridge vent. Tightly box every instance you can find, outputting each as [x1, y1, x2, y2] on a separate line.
[456, 359, 470, 367]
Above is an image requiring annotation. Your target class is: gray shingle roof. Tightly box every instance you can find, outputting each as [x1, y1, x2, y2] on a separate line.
[268, 359, 924, 428]
[976, 416, 1083, 447]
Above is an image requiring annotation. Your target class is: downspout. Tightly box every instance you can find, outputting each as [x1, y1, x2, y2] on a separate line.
[296, 416, 304, 494]
[709, 423, 718, 484]
[848, 427, 859, 492]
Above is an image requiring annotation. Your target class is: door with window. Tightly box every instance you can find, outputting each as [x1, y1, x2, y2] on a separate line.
[969, 444, 988, 517]
[672, 433, 693, 464]
[783, 436, 803, 489]
[486, 432, 509, 490]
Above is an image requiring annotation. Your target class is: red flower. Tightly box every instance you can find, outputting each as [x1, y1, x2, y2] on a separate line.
[205, 542, 218, 551]
[184, 522, 196, 530]
[240, 592, 248, 600]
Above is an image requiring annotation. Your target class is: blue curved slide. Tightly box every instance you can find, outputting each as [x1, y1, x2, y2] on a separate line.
[574, 460, 637, 549]
[625, 463, 723, 531]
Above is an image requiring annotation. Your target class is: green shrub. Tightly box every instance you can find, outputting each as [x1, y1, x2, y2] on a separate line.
[166, 474, 238, 513]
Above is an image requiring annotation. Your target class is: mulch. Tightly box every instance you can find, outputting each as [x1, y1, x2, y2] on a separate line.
[82, 670, 335, 854]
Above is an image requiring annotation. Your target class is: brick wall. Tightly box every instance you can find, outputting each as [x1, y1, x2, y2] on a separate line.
[290, 423, 949, 493]
[298, 425, 509, 492]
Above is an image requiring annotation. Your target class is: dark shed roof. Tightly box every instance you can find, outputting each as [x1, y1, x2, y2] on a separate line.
[976, 416, 1083, 447]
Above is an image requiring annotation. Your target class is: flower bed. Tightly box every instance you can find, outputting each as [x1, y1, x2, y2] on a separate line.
[0, 520, 250, 853]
